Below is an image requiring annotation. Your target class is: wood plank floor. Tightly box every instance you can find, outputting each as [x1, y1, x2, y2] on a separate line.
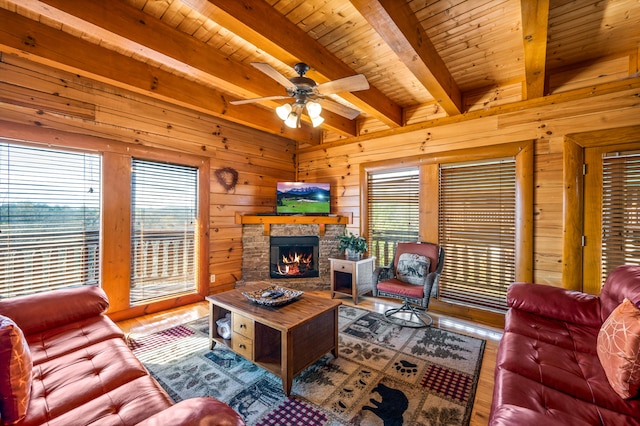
[116, 292, 501, 426]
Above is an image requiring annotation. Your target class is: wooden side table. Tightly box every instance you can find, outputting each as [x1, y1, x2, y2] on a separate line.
[329, 256, 376, 304]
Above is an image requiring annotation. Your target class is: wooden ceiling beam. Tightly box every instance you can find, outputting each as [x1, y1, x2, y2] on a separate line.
[520, 0, 549, 99]
[0, 7, 319, 143]
[351, 0, 462, 116]
[198, 0, 403, 128]
[34, 0, 355, 138]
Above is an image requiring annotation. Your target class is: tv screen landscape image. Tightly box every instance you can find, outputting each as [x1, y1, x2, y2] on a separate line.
[276, 182, 330, 215]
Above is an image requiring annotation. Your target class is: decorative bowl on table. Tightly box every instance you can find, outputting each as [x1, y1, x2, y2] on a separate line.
[242, 285, 303, 306]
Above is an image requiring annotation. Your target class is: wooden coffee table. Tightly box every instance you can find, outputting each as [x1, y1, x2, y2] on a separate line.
[206, 283, 341, 396]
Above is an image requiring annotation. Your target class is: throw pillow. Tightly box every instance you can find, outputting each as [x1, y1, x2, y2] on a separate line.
[0, 315, 33, 424]
[597, 298, 640, 399]
[396, 253, 430, 285]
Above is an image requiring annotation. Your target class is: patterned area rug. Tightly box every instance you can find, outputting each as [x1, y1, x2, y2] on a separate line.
[128, 305, 485, 425]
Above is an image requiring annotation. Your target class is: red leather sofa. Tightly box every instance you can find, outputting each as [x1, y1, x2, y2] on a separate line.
[489, 265, 640, 425]
[0, 286, 245, 426]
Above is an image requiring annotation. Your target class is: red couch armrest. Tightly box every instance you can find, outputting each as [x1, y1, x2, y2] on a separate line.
[0, 286, 109, 335]
[507, 282, 602, 327]
[135, 397, 245, 426]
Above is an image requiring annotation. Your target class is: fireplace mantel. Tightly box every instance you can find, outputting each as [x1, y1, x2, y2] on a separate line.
[235, 212, 351, 235]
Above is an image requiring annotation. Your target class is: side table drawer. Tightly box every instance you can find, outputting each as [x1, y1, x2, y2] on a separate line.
[232, 312, 254, 338]
[231, 332, 253, 360]
[332, 259, 354, 273]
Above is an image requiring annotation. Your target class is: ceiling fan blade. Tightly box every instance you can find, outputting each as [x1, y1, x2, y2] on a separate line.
[229, 95, 289, 105]
[315, 74, 369, 96]
[250, 62, 296, 91]
[319, 99, 362, 120]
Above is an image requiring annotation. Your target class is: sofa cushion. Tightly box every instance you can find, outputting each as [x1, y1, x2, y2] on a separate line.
[505, 308, 599, 354]
[23, 337, 156, 425]
[497, 332, 603, 405]
[497, 330, 640, 416]
[0, 286, 110, 336]
[491, 369, 640, 426]
[38, 376, 172, 426]
[0, 315, 33, 424]
[376, 278, 426, 299]
[597, 297, 640, 399]
[396, 253, 430, 285]
[26, 315, 124, 365]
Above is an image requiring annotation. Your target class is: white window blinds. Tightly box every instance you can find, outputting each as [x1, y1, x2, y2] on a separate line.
[438, 158, 516, 312]
[601, 151, 640, 284]
[367, 168, 420, 267]
[130, 159, 198, 304]
[0, 142, 101, 297]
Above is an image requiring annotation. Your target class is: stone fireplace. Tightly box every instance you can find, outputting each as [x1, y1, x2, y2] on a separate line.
[239, 222, 345, 291]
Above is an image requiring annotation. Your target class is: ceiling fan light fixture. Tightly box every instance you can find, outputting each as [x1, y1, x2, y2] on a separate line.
[311, 115, 325, 127]
[276, 103, 292, 120]
[306, 101, 322, 118]
[233, 62, 368, 126]
[284, 111, 300, 128]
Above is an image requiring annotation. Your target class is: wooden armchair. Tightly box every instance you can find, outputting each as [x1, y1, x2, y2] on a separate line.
[372, 242, 444, 327]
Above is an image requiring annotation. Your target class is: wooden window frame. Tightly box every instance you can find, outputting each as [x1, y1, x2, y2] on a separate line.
[563, 125, 640, 294]
[0, 121, 210, 319]
[562, 126, 640, 295]
[364, 166, 421, 267]
[422, 141, 534, 283]
[438, 156, 518, 312]
[361, 140, 533, 323]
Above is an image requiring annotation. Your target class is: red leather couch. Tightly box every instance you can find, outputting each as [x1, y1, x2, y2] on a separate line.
[489, 265, 640, 425]
[0, 286, 245, 426]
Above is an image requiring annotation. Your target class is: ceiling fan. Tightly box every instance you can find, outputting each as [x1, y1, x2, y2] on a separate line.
[230, 62, 370, 128]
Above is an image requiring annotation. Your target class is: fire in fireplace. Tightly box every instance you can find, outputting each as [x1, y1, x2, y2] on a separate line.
[270, 236, 319, 279]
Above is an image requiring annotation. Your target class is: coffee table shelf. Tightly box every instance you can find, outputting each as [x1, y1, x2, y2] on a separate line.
[206, 283, 341, 395]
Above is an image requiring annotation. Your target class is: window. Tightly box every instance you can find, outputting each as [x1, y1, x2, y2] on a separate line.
[366, 168, 420, 266]
[0, 142, 101, 297]
[565, 128, 639, 294]
[438, 158, 516, 312]
[130, 159, 198, 304]
[600, 151, 640, 283]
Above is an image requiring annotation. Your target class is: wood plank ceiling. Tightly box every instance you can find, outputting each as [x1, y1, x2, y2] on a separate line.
[0, 0, 639, 146]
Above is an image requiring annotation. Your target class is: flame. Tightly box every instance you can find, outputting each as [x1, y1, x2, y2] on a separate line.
[277, 251, 312, 276]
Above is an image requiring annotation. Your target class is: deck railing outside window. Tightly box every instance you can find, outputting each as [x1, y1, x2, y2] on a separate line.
[0, 229, 194, 299]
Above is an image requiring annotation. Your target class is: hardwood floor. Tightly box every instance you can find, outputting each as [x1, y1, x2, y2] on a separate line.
[116, 291, 501, 426]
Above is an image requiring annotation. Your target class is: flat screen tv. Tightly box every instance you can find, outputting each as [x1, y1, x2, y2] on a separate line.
[276, 182, 331, 215]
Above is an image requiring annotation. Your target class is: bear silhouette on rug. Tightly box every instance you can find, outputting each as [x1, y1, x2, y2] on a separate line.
[363, 382, 409, 426]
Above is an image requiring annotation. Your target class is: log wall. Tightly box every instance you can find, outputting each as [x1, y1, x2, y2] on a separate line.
[2, 50, 640, 323]
[298, 78, 640, 288]
[0, 53, 296, 296]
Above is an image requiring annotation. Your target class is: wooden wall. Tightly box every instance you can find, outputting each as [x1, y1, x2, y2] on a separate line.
[2, 50, 640, 321]
[298, 78, 640, 288]
[0, 53, 296, 296]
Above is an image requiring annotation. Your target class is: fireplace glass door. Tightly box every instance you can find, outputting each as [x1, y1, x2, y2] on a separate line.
[270, 236, 319, 279]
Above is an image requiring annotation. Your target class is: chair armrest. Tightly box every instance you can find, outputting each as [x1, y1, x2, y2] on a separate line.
[507, 283, 602, 327]
[425, 271, 439, 298]
[135, 397, 245, 426]
[373, 266, 394, 283]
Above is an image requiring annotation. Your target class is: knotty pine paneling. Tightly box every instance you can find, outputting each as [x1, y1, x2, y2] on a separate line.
[298, 78, 640, 289]
[3, 48, 640, 320]
[549, 55, 632, 95]
[0, 53, 296, 297]
[464, 82, 523, 113]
